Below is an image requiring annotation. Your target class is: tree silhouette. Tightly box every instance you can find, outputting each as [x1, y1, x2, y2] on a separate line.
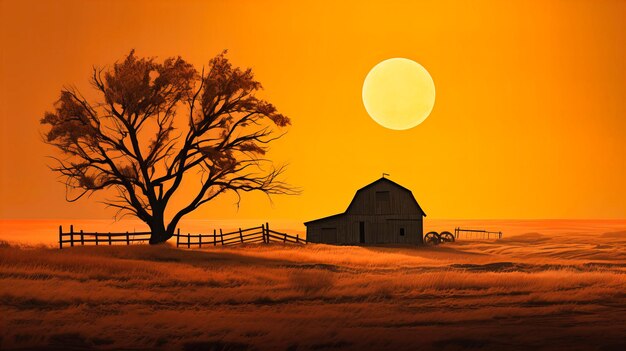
[41, 51, 296, 244]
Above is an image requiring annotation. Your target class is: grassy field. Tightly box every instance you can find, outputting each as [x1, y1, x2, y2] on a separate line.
[1, 220, 625, 350]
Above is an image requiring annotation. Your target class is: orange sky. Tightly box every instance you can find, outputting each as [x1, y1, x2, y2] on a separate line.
[1, 0, 624, 224]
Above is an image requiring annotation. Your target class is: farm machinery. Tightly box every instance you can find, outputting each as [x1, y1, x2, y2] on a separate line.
[424, 227, 503, 245]
[423, 231, 456, 245]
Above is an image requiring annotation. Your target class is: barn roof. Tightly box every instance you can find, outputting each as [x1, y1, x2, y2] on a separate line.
[345, 177, 427, 215]
[303, 213, 345, 225]
[304, 177, 426, 226]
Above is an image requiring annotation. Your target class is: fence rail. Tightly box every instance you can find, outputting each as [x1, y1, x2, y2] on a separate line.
[454, 227, 502, 240]
[58, 223, 305, 249]
[174, 223, 306, 248]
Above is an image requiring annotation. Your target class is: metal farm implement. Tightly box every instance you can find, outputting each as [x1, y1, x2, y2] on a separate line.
[424, 227, 503, 245]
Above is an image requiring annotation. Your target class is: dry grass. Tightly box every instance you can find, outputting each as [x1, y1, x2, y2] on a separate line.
[1, 220, 625, 350]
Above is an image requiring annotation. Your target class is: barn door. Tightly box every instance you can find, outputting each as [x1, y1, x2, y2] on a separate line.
[359, 221, 365, 243]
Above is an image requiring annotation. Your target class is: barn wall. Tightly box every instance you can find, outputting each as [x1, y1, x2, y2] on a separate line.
[305, 216, 344, 243]
[306, 215, 423, 245]
[373, 217, 423, 244]
[350, 215, 423, 244]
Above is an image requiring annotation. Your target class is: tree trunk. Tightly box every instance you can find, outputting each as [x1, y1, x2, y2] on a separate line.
[148, 215, 172, 245]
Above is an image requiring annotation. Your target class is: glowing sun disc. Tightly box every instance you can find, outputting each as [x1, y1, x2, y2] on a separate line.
[362, 58, 435, 130]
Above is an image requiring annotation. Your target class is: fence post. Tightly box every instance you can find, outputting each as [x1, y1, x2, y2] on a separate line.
[296, 234, 299, 243]
[80, 230, 84, 246]
[199, 233, 202, 248]
[283, 233, 287, 243]
[220, 229, 224, 245]
[261, 224, 266, 244]
[126, 231, 130, 245]
[499, 231, 502, 239]
[239, 228, 243, 243]
[70, 225, 74, 247]
[266, 225, 270, 243]
[108, 232, 112, 245]
[59, 225, 63, 249]
[213, 229, 216, 246]
[187, 233, 190, 248]
[176, 228, 180, 248]
[95, 232, 99, 246]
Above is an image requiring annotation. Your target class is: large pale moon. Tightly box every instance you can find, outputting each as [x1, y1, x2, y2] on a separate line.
[362, 58, 435, 130]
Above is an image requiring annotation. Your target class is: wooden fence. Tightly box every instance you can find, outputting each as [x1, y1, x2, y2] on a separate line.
[58, 223, 305, 249]
[58, 225, 151, 249]
[175, 223, 305, 248]
[454, 227, 502, 240]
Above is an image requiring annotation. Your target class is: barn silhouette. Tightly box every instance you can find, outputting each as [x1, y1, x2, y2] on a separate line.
[304, 177, 426, 245]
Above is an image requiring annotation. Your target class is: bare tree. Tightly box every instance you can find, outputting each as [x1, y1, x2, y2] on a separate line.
[41, 51, 296, 244]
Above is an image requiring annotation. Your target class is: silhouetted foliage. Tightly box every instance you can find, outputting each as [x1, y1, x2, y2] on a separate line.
[41, 50, 296, 244]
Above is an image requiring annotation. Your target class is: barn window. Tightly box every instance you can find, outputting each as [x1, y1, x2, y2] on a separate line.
[375, 191, 391, 214]
[400, 228, 405, 236]
[376, 191, 390, 202]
